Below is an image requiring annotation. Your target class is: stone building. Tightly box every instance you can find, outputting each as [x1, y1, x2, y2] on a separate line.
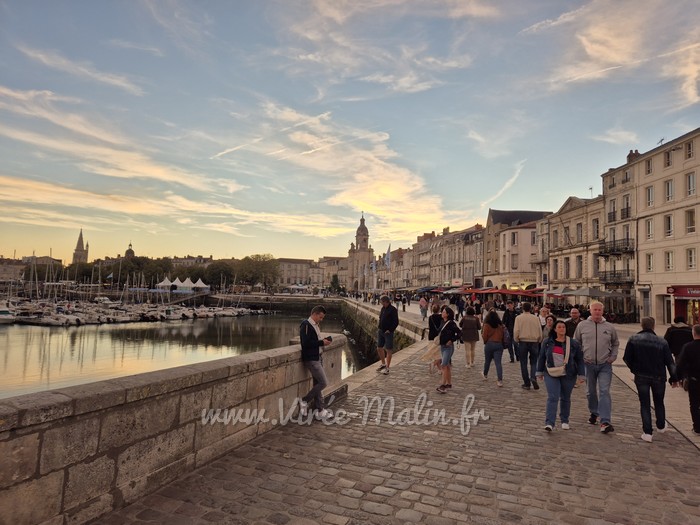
[498, 221, 538, 291]
[72, 229, 89, 265]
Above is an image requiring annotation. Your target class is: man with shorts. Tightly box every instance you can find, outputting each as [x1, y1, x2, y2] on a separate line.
[377, 295, 399, 375]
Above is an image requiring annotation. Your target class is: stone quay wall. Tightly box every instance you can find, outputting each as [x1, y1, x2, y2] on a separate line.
[0, 335, 347, 525]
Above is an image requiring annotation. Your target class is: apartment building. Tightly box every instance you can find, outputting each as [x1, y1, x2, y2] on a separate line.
[411, 232, 437, 289]
[498, 221, 538, 291]
[628, 128, 700, 324]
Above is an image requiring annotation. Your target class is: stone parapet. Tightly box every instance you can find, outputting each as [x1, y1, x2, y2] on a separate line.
[0, 334, 346, 525]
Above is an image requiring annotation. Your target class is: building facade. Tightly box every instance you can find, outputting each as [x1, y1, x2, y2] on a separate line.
[498, 221, 538, 291]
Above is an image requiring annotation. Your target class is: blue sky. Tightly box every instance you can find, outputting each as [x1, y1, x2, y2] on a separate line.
[1, 0, 699, 264]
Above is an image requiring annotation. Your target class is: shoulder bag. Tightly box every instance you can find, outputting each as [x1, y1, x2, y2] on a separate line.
[546, 336, 571, 377]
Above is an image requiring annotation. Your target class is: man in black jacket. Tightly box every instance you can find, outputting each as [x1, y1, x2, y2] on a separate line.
[299, 305, 332, 418]
[676, 324, 700, 435]
[664, 316, 693, 360]
[623, 317, 678, 443]
[376, 295, 399, 375]
[502, 300, 518, 363]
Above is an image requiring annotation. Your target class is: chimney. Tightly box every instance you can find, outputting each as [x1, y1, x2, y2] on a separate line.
[627, 149, 641, 163]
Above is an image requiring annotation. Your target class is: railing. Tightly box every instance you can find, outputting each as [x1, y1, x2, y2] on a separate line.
[598, 238, 635, 255]
[530, 253, 548, 263]
[599, 269, 634, 283]
[620, 207, 632, 220]
[607, 211, 617, 222]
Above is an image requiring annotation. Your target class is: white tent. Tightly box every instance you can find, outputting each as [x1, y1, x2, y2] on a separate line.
[156, 277, 172, 289]
[193, 278, 209, 290]
[172, 277, 184, 288]
[180, 278, 195, 290]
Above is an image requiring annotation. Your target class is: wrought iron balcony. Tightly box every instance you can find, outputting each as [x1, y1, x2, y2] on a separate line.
[598, 238, 635, 256]
[599, 270, 634, 283]
[607, 211, 617, 222]
[620, 207, 632, 220]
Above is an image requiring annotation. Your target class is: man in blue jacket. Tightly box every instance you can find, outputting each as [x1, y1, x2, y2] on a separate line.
[623, 317, 679, 443]
[299, 305, 332, 418]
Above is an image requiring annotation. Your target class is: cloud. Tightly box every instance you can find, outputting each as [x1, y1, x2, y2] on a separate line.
[480, 160, 526, 208]
[16, 45, 145, 96]
[520, 5, 588, 35]
[592, 127, 639, 145]
[107, 39, 164, 57]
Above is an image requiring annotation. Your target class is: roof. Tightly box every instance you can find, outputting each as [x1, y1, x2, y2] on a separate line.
[487, 209, 551, 227]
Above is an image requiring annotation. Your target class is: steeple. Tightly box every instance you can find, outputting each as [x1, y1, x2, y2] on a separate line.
[355, 212, 369, 250]
[72, 229, 89, 265]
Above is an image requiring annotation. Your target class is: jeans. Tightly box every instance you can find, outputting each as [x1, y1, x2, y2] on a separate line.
[543, 374, 576, 426]
[518, 341, 539, 386]
[483, 342, 503, 380]
[586, 363, 613, 424]
[441, 345, 455, 367]
[302, 360, 328, 410]
[634, 376, 667, 434]
[505, 338, 518, 361]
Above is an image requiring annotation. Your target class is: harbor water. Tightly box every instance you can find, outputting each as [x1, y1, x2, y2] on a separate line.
[0, 314, 366, 399]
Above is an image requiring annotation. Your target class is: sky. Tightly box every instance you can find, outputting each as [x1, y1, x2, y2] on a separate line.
[1, 0, 700, 265]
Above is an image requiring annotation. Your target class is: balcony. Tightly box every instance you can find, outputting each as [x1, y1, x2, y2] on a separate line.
[607, 211, 617, 222]
[530, 253, 548, 264]
[599, 269, 634, 284]
[598, 238, 635, 256]
[620, 207, 632, 220]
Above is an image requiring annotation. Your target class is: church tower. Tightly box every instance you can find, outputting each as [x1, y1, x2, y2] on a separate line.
[347, 214, 374, 292]
[72, 229, 89, 265]
[355, 214, 369, 250]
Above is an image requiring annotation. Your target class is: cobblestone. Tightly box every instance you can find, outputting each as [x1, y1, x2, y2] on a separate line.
[96, 302, 700, 524]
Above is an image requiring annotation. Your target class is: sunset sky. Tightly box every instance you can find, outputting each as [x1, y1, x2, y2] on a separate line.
[1, 0, 700, 264]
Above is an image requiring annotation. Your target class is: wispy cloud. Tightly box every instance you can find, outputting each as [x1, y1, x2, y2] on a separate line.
[16, 45, 145, 96]
[592, 127, 639, 145]
[520, 5, 588, 35]
[480, 160, 526, 208]
[107, 39, 164, 57]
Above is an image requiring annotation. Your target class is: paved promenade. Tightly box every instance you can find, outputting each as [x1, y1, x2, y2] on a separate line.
[99, 301, 700, 524]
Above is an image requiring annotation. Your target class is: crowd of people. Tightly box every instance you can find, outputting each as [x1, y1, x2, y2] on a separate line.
[298, 297, 700, 443]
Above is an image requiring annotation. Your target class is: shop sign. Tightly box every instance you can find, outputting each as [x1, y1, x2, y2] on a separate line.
[667, 286, 700, 296]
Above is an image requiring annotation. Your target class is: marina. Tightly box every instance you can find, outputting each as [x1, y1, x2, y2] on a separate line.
[0, 312, 365, 399]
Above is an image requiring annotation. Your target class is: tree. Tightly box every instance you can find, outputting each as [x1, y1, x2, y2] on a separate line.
[204, 260, 235, 291]
[234, 254, 279, 290]
[329, 274, 341, 293]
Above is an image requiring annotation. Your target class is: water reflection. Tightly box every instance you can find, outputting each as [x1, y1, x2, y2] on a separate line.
[0, 315, 364, 399]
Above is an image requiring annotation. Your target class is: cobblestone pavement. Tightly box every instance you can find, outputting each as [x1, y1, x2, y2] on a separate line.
[99, 302, 700, 525]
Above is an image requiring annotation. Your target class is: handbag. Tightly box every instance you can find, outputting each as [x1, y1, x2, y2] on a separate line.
[546, 336, 571, 377]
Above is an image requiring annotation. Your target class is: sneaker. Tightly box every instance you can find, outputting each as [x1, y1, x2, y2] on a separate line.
[693, 428, 700, 435]
[436, 385, 447, 394]
[561, 423, 570, 430]
[521, 384, 531, 390]
[299, 400, 308, 417]
[481, 372, 488, 381]
[377, 364, 387, 372]
[444, 384, 452, 389]
[641, 433, 653, 443]
[588, 414, 598, 425]
[657, 426, 668, 433]
[544, 425, 553, 432]
[600, 423, 614, 434]
[382, 367, 390, 375]
[531, 379, 539, 390]
[316, 408, 333, 419]
[497, 380, 503, 387]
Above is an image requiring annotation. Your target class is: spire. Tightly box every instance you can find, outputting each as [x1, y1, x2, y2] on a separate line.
[75, 229, 85, 251]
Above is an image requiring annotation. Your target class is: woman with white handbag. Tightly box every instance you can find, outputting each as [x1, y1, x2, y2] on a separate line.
[535, 320, 586, 431]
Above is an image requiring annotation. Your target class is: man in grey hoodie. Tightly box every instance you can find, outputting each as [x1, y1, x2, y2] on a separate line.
[573, 301, 619, 433]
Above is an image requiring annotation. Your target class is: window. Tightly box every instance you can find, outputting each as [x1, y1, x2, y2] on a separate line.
[646, 253, 653, 272]
[511, 254, 518, 270]
[622, 169, 631, 183]
[610, 199, 617, 212]
[553, 259, 559, 280]
[575, 223, 582, 243]
[645, 218, 654, 240]
[609, 227, 616, 241]
[592, 256, 599, 277]
[623, 224, 630, 240]
[563, 257, 570, 279]
[664, 214, 673, 237]
[576, 255, 583, 278]
[487, 259, 492, 272]
[665, 179, 674, 202]
[665, 150, 672, 167]
[687, 172, 696, 197]
[531, 231, 536, 245]
[502, 236, 506, 248]
[687, 141, 694, 160]
[688, 248, 697, 270]
[552, 230, 559, 248]
[511, 232, 518, 246]
[645, 159, 652, 175]
[687, 209, 696, 233]
[664, 251, 674, 271]
[646, 186, 654, 207]
[592, 218, 599, 240]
